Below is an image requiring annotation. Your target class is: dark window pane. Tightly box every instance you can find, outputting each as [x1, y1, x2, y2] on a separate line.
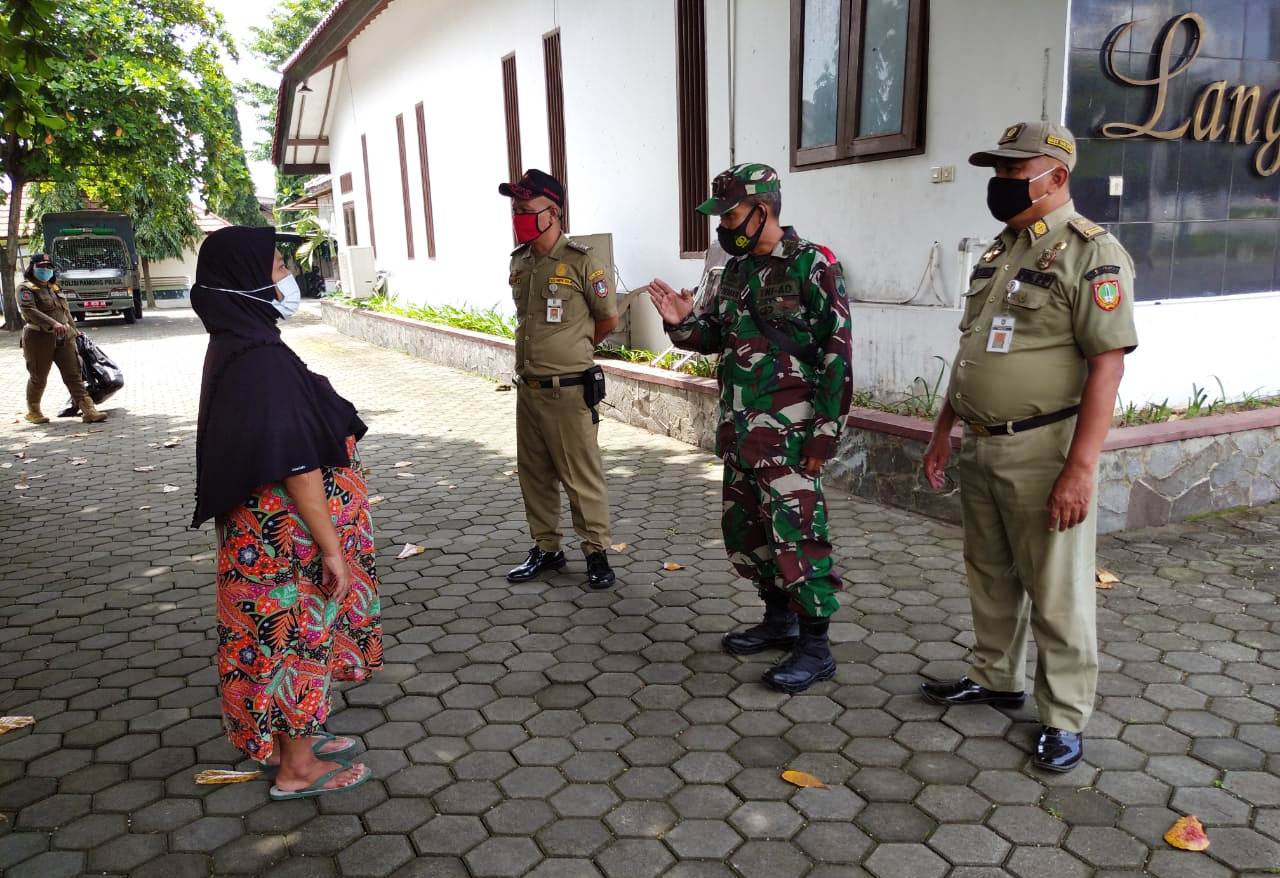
[1073, 138, 1125, 223]
[1120, 140, 1180, 223]
[1222, 219, 1280, 294]
[1072, 0, 1137, 51]
[857, 0, 909, 137]
[1169, 220, 1227, 297]
[1114, 221, 1176, 299]
[799, 0, 841, 148]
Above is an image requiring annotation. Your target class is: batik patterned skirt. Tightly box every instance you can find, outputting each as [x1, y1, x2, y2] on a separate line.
[216, 437, 382, 761]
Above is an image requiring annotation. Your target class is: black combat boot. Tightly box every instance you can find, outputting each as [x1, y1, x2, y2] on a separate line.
[762, 616, 836, 694]
[722, 587, 799, 656]
[585, 551, 616, 590]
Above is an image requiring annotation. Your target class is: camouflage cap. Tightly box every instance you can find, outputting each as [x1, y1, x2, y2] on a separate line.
[969, 121, 1077, 172]
[697, 163, 781, 216]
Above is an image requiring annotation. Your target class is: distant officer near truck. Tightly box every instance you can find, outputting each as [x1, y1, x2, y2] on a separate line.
[18, 254, 108, 424]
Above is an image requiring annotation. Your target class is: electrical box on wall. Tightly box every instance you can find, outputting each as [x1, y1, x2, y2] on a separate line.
[930, 166, 956, 183]
[1109, 176, 1124, 197]
[339, 246, 376, 299]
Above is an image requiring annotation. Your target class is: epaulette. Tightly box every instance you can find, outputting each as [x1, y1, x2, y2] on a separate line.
[509, 242, 531, 256]
[1068, 217, 1106, 241]
[566, 239, 591, 254]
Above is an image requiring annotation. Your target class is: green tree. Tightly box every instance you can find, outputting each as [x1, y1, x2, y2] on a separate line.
[0, 0, 260, 329]
[241, 0, 335, 206]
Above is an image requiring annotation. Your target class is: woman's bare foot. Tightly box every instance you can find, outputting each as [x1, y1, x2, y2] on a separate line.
[272, 758, 367, 792]
[261, 735, 356, 767]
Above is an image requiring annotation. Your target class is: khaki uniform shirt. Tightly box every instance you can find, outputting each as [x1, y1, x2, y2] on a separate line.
[18, 282, 79, 337]
[509, 234, 616, 377]
[948, 201, 1138, 424]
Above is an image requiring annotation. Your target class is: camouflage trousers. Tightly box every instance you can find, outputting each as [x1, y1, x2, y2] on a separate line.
[721, 455, 842, 618]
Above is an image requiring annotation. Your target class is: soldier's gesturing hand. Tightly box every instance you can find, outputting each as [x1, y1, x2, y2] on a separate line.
[648, 278, 695, 325]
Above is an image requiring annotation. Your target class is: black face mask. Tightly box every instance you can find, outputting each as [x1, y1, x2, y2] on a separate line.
[717, 205, 765, 256]
[986, 168, 1054, 223]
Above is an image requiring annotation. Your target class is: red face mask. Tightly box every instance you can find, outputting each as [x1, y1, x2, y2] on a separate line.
[513, 207, 552, 244]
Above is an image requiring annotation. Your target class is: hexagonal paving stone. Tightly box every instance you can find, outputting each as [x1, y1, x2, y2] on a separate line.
[928, 824, 1012, 865]
[729, 840, 814, 878]
[987, 804, 1067, 844]
[729, 801, 804, 839]
[335, 834, 414, 877]
[411, 815, 487, 856]
[665, 819, 743, 859]
[1063, 826, 1147, 868]
[865, 843, 948, 878]
[464, 837, 543, 878]
[594, 838, 674, 878]
[1203, 827, 1280, 872]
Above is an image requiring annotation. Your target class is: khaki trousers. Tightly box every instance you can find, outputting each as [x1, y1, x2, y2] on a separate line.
[958, 416, 1098, 732]
[23, 329, 87, 410]
[516, 382, 610, 555]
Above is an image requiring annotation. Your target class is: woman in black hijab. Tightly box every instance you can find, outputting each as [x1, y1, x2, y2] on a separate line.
[192, 227, 381, 800]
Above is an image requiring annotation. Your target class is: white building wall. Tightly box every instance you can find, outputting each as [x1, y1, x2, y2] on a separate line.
[321, 0, 1278, 404]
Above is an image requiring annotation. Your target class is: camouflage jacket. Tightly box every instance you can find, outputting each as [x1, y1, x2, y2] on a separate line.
[668, 228, 854, 468]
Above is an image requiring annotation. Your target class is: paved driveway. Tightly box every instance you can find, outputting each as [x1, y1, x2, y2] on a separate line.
[0, 305, 1276, 877]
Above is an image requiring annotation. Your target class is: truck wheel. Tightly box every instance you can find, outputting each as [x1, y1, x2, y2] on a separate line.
[122, 308, 136, 325]
[133, 291, 144, 320]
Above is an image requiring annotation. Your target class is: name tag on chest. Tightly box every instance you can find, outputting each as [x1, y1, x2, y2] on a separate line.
[987, 316, 1015, 353]
[546, 298, 563, 323]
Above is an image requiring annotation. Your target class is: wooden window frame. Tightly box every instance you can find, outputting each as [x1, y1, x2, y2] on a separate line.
[543, 29, 569, 232]
[675, 0, 710, 257]
[395, 113, 415, 259]
[502, 52, 523, 184]
[360, 133, 377, 256]
[342, 201, 358, 246]
[788, 0, 928, 170]
[414, 102, 437, 259]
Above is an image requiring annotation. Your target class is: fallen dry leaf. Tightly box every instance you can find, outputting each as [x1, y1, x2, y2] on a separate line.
[610, 543, 629, 552]
[782, 769, 827, 789]
[68, 457, 87, 466]
[662, 562, 685, 571]
[397, 543, 426, 560]
[163, 439, 182, 448]
[1096, 568, 1120, 589]
[14, 484, 29, 491]
[392, 461, 414, 468]
[396, 472, 416, 479]
[495, 384, 512, 392]
[0, 717, 36, 735]
[0, 462, 10, 469]
[161, 485, 182, 493]
[138, 506, 152, 511]
[195, 769, 262, 785]
[1164, 815, 1210, 851]
[134, 465, 156, 473]
[368, 495, 385, 506]
[14, 452, 24, 459]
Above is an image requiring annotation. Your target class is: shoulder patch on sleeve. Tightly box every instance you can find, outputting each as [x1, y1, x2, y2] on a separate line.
[1092, 278, 1123, 311]
[18, 286, 36, 306]
[1069, 217, 1106, 240]
[588, 268, 606, 283]
[1084, 264, 1121, 281]
[566, 239, 591, 254]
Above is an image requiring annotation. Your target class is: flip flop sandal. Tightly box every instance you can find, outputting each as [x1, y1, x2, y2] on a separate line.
[259, 734, 359, 778]
[310, 731, 359, 758]
[269, 762, 372, 801]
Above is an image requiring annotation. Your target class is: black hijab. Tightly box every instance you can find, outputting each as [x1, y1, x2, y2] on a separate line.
[190, 226, 366, 528]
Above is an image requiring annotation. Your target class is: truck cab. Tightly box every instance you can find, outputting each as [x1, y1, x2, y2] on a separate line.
[41, 211, 142, 324]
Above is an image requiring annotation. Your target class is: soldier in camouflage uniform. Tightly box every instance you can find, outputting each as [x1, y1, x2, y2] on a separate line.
[650, 163, 853, 693]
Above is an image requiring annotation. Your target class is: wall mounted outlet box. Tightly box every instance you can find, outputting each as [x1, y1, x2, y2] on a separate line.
[930, 166, 955, 183]
[1109, 175, 1124, 196]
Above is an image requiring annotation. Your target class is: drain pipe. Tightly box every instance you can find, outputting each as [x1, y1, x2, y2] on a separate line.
[727, 0, 736, 165]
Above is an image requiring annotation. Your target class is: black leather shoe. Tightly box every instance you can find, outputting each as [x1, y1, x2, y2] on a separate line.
[585, 551, 615, 590]
[506, 547, 566, 583]
[762, 617, 836, 694]
[1034, 726, 1083, 772]
[920, 677, 1026, 709]
[723, 590, 799, 655]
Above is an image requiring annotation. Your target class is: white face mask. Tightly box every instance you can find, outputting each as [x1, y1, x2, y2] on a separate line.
[273, 274, 302, 319]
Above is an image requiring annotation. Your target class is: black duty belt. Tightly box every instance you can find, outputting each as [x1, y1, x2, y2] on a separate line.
[522, 374, 585, 389]
[966, 405, 1079, 437]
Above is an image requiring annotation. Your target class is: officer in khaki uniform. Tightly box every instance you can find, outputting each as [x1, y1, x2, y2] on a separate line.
[18, 253, 107, 425]
[500, 169, 619, 589]
[920, 122, 1138, 772]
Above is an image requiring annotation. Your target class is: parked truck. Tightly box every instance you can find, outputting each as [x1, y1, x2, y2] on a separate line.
[41, 210, 142, 324]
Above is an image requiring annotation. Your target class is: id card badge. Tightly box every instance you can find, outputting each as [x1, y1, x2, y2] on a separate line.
[546, 298, 563, 323]
[986, 315, 1015, 354]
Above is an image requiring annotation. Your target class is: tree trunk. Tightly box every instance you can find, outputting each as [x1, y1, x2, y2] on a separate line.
[142, 256, 155, 308]
[2, 175, 26, 332]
